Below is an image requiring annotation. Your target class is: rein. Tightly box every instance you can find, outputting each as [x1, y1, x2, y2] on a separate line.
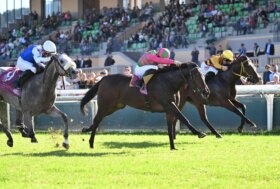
[232, 59, 252, 78]
[43, 55, 68, 83]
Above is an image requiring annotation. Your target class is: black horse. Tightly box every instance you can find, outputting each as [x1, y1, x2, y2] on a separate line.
[172, 55, 261, 138]
[80, 63, 210, 150]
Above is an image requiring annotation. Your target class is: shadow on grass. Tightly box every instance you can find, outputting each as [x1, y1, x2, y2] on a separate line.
[0, 150, 126, 157]
[102, 141, 167, 149]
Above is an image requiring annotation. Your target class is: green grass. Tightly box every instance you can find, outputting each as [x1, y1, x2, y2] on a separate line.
[0, 132, 279, 189]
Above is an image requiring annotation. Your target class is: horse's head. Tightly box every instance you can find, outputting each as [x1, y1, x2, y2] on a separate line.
[52, 53, 78, 79]
[181, 63, 210, 100]
[232, 56, 261, 83]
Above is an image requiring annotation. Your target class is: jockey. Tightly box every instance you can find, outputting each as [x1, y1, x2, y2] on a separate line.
[15, 40, 57, 90]
[129, 48, 176, 94]
[200, 50, 234, 81]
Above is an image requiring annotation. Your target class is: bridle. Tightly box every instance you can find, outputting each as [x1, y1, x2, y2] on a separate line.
[232, 57, 254, 79]
[43, 54, 70, 83]
[54, 56, 69, 76]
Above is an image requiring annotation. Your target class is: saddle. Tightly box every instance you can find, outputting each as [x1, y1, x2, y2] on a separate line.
[142, 69, 157, 86]
[0, 67, 23, 96]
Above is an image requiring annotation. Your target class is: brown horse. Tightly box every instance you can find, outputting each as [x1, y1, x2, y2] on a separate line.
[173, 55, 261, 138]
[80, 63, 210, 150]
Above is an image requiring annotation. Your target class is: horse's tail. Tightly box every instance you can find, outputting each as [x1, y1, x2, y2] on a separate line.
[80, 81, 100, 116]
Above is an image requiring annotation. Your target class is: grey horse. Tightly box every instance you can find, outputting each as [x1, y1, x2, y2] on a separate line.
[0, 53, 77, 149]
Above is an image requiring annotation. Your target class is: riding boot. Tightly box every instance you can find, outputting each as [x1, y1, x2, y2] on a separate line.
[129, 75, 139, 87]
[140, 85, 148, 95]
[205, 72, 215, 82]
[18, 70, 35, 88]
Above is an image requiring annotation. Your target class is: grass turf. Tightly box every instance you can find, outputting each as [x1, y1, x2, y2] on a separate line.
[0, 132, 279, 189]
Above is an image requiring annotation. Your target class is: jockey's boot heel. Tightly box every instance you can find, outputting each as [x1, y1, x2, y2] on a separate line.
[140, 85, 148, 95]
[129, 75, 139, 87]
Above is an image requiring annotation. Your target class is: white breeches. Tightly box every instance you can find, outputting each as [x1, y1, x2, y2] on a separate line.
[16, 57, 45, 73]
[135, 65, 158, 78]
[200, 62, 218, 75]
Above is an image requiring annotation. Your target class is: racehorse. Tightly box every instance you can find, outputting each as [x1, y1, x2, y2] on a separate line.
[0, 53, 77, 148]
[172, 55, 261, 139]
[80, 63, 210, 150]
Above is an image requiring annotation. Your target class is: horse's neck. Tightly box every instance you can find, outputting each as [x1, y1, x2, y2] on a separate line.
[43, 62, 60, 91]
[220, 69, 240, 85]
[166, 69, 186, 91]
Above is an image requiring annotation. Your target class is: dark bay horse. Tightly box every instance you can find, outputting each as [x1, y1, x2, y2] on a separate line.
[80, 63, 210, 150]
[173, 55, 261, 138]
[0, 53, 77, 148]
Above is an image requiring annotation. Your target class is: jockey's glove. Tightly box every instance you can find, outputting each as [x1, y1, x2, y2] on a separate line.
[45, 57, 51, 62]
[221, 66, 228, 71]
[174, 60, 182, 65]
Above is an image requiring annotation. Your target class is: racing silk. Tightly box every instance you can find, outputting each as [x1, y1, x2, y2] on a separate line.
[20, 45, 51, 65]
[205, 55, 223, 70]
[137, 50, 174, 67]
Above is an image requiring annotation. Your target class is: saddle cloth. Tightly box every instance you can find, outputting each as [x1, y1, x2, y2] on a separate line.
[0, 67, 23, 96]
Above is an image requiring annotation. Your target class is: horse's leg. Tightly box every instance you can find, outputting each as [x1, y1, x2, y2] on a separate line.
[195, 103, 222, 138]
[230, 99, 246, 133]
[221, 99, 256, 128]
[166, 113, 177, 150]
[46, 106, 69, 149]
[163, 102, 206, 140]
[15, 110, 27, 135]
[0, 121, 13, 147]
[22, 112, 38, 143]
[82, 110, 107, 149]
[172, 119, 177, 140]
[82, 105, 118, 149]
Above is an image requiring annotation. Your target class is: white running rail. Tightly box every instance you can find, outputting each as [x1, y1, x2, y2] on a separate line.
[55, 85, 280, 131]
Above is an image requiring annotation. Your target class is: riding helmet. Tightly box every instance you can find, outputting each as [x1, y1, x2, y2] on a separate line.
[43, 40, 57, 54]
[222, 50, 234, 61]
[157, 48, 170, 58]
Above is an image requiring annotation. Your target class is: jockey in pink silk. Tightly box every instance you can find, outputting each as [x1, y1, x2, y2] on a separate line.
[129, 48, 175, 94]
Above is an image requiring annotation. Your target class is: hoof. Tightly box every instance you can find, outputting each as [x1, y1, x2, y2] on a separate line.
[31, 138, 38, 143]
[7, 140, 13, 147]
[82, 127, 91, 133]
[198, 132, 207, 138]
[21, 129, 30, 138]
[170, 148, 177, 150]
[89, 141, 94, 149]
[238, 127, 243, 133]
[251, 123, 257, 128]
[216, 134, 222, 138]
[63, 143, 69, 150]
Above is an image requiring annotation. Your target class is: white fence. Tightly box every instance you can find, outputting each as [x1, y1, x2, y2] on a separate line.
[56, 85, 280, 131]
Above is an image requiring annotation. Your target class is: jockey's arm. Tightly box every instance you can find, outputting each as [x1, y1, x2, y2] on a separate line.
[148, 54, 174, 65]
[32, 47, 51, 64]
[209, 56, 224, 70]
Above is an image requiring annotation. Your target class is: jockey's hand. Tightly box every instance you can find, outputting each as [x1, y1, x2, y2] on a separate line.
[221, 66, 228, 71]
[36, 66, 44, 73]
[174, 60, 181, 65]
[45, 57, 51, 62]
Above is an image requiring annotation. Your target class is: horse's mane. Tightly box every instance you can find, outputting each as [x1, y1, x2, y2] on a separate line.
[156, 63, 195, 74]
